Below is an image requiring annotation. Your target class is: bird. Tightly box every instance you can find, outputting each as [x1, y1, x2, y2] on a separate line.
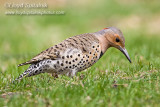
[15, 27, 131, 81]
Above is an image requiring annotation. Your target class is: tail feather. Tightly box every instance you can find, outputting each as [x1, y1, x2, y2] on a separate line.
[13, 64, 35, 82]
[18, 62, 28, 67]
[13, 59, 53, 83]
[18, 59, 39, 67]
[12, 70, 30, 83]
[18, 62, 30, 67]
[13, 62, 45, 82]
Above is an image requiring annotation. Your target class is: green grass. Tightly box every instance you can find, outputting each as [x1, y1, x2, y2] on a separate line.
[0, 0, 160, 107]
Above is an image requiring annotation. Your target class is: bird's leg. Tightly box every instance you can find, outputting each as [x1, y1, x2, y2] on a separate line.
[51, 73, 59, 78]
[66, 69, 77, 77]
[71, 69, 77, 77]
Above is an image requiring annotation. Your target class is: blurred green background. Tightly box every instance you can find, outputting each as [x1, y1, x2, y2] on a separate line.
[1, 0, 160, 70]
[0, 0, 160, 106]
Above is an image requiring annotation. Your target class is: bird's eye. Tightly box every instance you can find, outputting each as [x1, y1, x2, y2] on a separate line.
[116, 38, 120, 42]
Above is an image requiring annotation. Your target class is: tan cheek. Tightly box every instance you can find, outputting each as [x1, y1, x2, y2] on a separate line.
[119, 42, 125, 48]
[113, 35, 124, 47]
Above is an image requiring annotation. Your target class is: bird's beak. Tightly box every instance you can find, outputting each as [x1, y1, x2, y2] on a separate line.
[119, 47, 132, 63]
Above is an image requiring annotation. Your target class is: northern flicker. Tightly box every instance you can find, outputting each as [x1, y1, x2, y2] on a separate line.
[15, 27, 131, 81]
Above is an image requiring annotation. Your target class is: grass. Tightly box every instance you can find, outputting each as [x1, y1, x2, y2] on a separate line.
[0, 0, 160, 107]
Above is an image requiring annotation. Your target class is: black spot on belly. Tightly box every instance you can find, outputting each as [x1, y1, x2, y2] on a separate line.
[62, 56, 65, 59]
[57, 61, 59, 64]
[47, 60, 51, 63]
[35, 70, 38, 73]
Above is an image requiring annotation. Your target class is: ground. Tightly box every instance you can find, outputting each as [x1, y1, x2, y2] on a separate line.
[0, 0, 160, 107]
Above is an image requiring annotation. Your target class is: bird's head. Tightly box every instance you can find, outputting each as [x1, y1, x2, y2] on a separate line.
[101, 27, 132, 63]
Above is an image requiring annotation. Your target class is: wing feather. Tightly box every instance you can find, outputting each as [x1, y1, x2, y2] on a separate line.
[18, 33, 99, 67]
